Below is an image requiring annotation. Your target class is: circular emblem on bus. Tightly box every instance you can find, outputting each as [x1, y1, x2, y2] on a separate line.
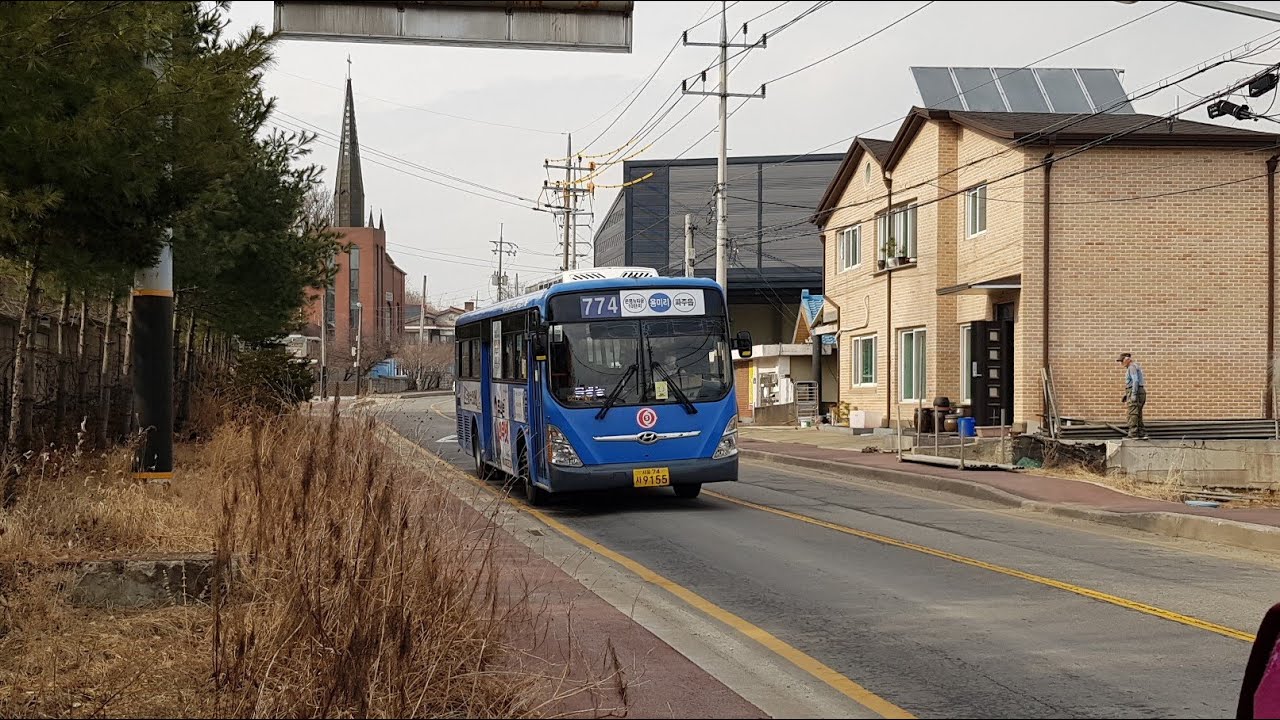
[623, 293, 647, 313]
[673, 292, 697, 313]
[636, 407, 658, 429]
[648, 293, 672, 313]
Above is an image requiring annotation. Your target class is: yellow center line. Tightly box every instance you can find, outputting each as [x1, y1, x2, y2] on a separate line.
[509, 496, 915, 719]
[704, 489, 1257, 644]
[382, 425, 913, 719]
[430, 398, 452, 419]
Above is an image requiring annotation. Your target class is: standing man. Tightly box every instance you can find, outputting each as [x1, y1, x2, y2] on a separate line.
[1117, 352, 1146, 439]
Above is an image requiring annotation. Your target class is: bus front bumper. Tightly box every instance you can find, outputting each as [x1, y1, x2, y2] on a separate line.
[545, 455, 738, 493]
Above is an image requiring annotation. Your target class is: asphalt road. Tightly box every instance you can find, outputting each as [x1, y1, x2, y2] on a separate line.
[378, 396, 1280, 719]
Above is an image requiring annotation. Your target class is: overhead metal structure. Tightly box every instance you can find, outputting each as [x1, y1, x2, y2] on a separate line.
[273, 1, 634, 53]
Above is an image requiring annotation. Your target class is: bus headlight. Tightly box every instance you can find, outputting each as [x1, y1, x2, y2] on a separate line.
[548, 425, 583, 467]
[713, 415, 738, 459]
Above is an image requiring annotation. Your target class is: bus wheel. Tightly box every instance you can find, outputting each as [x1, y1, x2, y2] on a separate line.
[472, 430, 492, 481]
[673, 483, 702, 499]
[521, 450, 548, 506]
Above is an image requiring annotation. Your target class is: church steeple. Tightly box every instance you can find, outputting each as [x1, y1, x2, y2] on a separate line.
[333, 59, 365, 228]
[378, 211, 384, 231]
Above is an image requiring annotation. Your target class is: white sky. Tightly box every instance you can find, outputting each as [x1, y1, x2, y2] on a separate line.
[225, 0, 1280, 308]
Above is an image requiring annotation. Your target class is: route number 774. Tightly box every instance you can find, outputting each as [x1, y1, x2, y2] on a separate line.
[580, 295, 620, 318]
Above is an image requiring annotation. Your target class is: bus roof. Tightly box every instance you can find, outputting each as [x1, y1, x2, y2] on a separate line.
[456, 275, 724, 326]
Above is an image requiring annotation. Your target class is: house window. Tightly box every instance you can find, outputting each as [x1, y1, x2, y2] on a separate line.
[876, 204, 918, 263]
[966, 184, 988, 237]
[838, 225, 861, 271]
[899, 328, 927, 401]
[852, 334, 876, 387]
[864, 163, 871, 185]
[960, 325, 972, 404]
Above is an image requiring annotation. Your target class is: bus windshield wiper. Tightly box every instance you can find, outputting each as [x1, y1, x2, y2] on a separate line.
[651, 362, 697, 415]
[595, 363, 638, 420]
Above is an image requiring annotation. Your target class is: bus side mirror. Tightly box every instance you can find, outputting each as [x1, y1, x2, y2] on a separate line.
[735, 331, 753, 359]
[532, 332, 548, 361]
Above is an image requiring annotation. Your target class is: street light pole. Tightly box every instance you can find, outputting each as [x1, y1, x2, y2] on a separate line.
[355, 301, 363, 396]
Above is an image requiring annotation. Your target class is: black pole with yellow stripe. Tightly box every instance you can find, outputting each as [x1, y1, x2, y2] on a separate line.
[132, 241, 173, 481]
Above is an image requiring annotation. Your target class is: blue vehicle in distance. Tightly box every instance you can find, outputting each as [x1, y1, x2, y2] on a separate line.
[454, 267, 752, 504]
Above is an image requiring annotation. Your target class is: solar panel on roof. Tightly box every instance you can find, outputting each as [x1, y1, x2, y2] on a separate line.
[1078, 69, 1135, 113]
[954, 68, 1006, 112]
[1035, 68, 1092, 113]
[911, 67, 965, 110]
[994, 68, 1051, 112]
[911, 67, 1134, 114]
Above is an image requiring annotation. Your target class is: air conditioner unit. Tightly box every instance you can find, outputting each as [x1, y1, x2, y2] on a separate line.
[527, 266, 660, 292]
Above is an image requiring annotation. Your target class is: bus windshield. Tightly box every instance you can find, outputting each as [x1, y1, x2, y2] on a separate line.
[548, 317, 732, 408]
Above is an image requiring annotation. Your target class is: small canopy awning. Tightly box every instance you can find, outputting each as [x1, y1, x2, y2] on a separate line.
[937, 273, 1021, 296]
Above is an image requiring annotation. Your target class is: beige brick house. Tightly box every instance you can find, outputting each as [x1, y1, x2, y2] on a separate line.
[814, 107, 1280, 430]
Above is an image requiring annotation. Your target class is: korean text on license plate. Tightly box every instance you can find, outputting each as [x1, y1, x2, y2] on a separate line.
[632, 467, 671, 488]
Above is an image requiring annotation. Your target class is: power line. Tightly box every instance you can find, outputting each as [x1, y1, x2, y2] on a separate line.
[575, 0, 720, 147]
[297, 130, 542, 211]
[276, 110, 541, 204]
[759, 1, 935, 88]
[750, 66, 1280, 249]
[605, 0, 945, 249]
[748, 41, 1280, 241]
[276, 69, 563, 136]
[582, 0, 825, 182]
[721, 0, 1178, 188]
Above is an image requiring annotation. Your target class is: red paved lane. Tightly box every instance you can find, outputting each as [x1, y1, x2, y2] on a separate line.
[445, 490, 766, 719]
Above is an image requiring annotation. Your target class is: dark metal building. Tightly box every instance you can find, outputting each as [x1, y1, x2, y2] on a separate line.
[593, 153, 842, 342]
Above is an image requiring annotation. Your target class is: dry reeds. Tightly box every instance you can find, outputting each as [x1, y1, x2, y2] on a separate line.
[209, 403, 538, 718]
[1, 397, 578, 718]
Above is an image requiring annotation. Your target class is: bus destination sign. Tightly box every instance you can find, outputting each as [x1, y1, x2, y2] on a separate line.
[578, 289, 705, 320]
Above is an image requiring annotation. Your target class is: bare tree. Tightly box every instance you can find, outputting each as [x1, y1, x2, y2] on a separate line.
[399, 340, 454, 390]
[300, 183, 335, 234]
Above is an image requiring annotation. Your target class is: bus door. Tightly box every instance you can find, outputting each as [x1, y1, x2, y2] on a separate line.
[525, 326, 547, 485]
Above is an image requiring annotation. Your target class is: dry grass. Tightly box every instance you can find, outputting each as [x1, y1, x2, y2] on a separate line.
[0, 400, 583, 718]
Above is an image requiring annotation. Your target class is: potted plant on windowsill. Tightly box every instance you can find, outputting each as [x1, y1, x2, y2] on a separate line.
[876, 258, 887, 271]
[895, 247, 910, 266]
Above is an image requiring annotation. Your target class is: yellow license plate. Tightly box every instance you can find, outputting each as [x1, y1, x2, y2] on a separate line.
[632, 467, 671, 488]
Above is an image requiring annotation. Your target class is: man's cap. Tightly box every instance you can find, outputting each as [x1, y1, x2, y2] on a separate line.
[1116, 352, 1132, 362]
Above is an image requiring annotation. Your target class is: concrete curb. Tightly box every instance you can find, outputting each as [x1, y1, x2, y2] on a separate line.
[740, 448, 1280, 554]
[388, 390, 452, 399]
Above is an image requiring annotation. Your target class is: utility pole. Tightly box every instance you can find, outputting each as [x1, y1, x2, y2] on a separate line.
[134, 43, 175, 481]
[491, 223, 517, 301]
[684, 214, 695, 277]
[683, 1, 766, 291]
[544, 140, 594, 272]
[563, 134, 572, 272]
[419, 276, 427, 345]
[319, 275, 328, 400]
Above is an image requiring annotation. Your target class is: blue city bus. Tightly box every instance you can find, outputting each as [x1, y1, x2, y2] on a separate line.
[454, 268, 752, 505]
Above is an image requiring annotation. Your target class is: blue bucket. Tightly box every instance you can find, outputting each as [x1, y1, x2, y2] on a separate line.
[957, 417, 976, 438]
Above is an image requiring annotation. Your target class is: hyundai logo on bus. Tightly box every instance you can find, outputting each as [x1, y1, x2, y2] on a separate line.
[637, 407, 658, 429]
[637, 431, 659, 445]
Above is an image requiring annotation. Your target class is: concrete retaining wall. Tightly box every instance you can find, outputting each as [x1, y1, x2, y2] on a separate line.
[1105, 440, 1280, 490]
